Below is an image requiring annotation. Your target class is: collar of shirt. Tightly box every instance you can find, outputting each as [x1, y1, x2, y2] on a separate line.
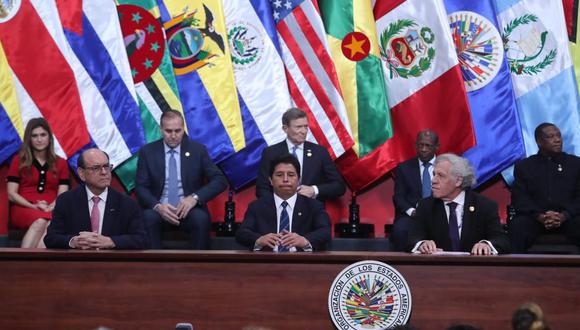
[417, 155, 436, 168]
[164, 143, 181, 155]
[273, 192, 298, 215]
[85, 186, 109, 204]
[285, 139, 304, 152]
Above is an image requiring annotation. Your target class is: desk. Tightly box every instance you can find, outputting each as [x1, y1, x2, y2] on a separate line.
[1, 249, 579, 329]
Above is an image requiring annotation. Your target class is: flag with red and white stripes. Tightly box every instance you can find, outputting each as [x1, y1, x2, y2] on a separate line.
[270, 0, 353, 159]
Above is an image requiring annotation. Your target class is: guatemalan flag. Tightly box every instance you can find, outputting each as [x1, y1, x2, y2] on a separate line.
[496, 0, 580, 182]
[357, 0, 475, 185]
[57, 0, 146, 168]
[218, 0, 293, 189]
[444, 0, 526, 185]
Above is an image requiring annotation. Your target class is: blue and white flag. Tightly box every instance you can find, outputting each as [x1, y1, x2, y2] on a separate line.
[219, 0, 292, 189]
[58, 0, 146, 167]
[444, 0, 526, 185]
[495, 0, 580, 183]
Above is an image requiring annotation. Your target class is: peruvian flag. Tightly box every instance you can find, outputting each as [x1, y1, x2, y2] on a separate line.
[337, 0, 476, 191]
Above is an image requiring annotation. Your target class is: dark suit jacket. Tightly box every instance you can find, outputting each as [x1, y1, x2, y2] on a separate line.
[236, 194, 331, 251]
[135, 137, 227, 209]
[512, 152, 580, 219]
[407, 191, 510, 253]
[44, 186, 149, 249]
[393, 157, 422, 217]
[255, 140, 346, 200]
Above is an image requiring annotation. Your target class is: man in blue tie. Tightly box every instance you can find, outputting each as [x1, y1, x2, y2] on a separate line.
[236, 154, 331, 252]
[135, 110, 227, 249]
[390, 130, 439, 251]
[255, 108, 346, 202]
[407, 154, 509, 255]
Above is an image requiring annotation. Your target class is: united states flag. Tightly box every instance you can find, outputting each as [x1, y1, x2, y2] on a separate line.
[270, 0, 353, 158]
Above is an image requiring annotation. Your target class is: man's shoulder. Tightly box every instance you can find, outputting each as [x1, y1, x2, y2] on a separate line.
[466, 191, 497, 209]
[396, 157, 419, 171]
[140, 139, 164, 152]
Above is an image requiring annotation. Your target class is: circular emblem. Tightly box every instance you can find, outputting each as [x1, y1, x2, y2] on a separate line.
[501, 13, 557, 75]
[227, 21, 263, 71]
[448, 11, 504, 91]
[379, 19, 436, 79]
[118, 4, 165, 83]
[341, 32, 371, 62]
[0, 0, 21, 23]
[328, 260, 412, 329]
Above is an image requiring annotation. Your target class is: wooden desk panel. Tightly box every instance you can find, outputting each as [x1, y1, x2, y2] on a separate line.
[1, 250, 579, 330]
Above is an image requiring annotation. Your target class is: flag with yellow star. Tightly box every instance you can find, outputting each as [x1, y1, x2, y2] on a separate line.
[319, 0, 393, 190]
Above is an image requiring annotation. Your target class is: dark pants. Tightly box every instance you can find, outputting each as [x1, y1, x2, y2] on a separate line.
[509, 214, 580, 253]
[143, 207, 211, 250]
[391, 215, 413, 252]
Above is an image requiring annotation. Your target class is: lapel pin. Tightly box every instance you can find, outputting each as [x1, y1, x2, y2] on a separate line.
[469, 206, 475, 212]
[557, 164, 562, 172]
[185, 152, 190, 157]
[298, 212, 302, 216]
[306, 149, 312, 157]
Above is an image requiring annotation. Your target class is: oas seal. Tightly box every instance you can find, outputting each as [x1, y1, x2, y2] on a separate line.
[328, 260, 412, 329]
[0, 0, 21, 23]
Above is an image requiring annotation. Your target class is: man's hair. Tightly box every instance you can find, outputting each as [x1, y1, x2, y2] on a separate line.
[416, 129, 439, 145]
[435, 153, 477, 189]
[282, 107, 307, 126]
[78, 148, 110, 169]
[534, 122, 556, 142]
[269, 154, 301, 178]
[160, 109, 185, 126]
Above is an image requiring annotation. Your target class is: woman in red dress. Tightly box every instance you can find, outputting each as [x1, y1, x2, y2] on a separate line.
[6, 118, 70, 248]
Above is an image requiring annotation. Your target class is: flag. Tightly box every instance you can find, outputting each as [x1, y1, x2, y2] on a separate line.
[338, 0, 476, 191]
[56, 0, 146, 169]
[218, 0, 292, 189]
[444, 0, 526, 184]
[114, 0, 182, 191]
[496, 0, 580, 182]
[318, 0, 392, 190]
[564, 0, 580, 93]
[0, 0, 91, 158]
[0, 42, 22, 164]
[157, 0, 245, 163]
[270, 0, 354, 159]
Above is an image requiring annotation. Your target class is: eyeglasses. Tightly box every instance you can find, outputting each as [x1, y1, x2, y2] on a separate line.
[83, 164, 114, 173]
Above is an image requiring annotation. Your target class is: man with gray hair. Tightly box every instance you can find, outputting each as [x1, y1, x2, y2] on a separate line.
[407, 153, 509, 255]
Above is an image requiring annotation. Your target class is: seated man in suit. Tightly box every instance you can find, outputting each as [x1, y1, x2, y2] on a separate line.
[237, 154, 331, 252]
[407, 153, 509, 255]
[44, 148, 148, 249]
[510, 123, 580, 253]
[391, 129, 439, 251]
[255, 107, 345, 202]
[135, 110, 227, 250]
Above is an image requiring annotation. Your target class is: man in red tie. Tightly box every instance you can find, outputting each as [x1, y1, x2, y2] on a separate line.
[44, 148, 148, 249]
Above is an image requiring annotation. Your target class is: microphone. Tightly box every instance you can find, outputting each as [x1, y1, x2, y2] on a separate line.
[175, 323, 193, 330]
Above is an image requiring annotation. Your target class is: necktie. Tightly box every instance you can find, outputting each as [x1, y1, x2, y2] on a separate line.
[90, 196, 101, 233]
[291, 145, 298, 158]
[447, 202, 460, 251]
[279, 201, 290, 252]
[422, 162, 431, 198]
[168, 149, 179, 206]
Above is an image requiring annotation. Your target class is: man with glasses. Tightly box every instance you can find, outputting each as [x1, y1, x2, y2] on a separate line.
[44, 148, 149, 249]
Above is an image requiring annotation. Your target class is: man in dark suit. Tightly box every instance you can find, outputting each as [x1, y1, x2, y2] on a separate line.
[135, 110, 227, 249]
[237, 154, 331, 251]
[407, 153, 509, 255]
[255, 107, 345, 201]
[45, 148, 148, 249]
[510, 123, 580, 253]
[391, 129, 439, 251]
